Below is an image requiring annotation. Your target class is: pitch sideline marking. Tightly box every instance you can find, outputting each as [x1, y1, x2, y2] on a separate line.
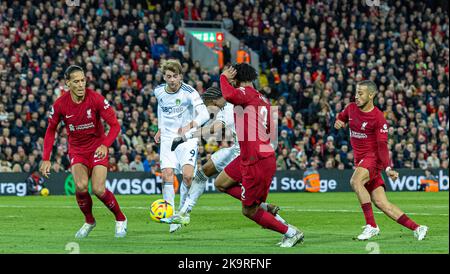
[0, 204, 447, 216]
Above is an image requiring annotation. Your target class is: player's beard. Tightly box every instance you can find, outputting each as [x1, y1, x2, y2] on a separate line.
[356, 99, 369, 110]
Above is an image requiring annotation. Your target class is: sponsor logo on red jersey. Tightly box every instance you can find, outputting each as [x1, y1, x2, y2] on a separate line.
[350, 129, 368, 139]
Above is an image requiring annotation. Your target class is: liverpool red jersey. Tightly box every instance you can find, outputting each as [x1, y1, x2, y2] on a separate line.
[220, 75, 275, 166]
[43, 89, 120, 160]
[337, 102, 390, 170]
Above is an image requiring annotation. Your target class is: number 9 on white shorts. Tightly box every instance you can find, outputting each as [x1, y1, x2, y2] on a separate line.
[160, 138, 198, 173]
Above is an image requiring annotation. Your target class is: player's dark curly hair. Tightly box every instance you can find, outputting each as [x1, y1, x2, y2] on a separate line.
[233, 63, 257, 84]
[64, 65, 84, 80]
[201, 86, 222, 101]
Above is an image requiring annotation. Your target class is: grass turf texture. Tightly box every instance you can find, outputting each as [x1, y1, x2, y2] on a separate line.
[0, 192, 448, 254]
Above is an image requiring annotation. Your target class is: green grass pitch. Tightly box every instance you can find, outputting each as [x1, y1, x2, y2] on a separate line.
[0, 192, 448, 254]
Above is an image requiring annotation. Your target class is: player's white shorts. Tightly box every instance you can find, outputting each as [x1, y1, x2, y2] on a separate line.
[160, 137, 198, 173]
[211, 145, 240, 172]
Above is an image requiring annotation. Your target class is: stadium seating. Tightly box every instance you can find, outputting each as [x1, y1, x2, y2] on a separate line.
[0, 0, 448, 173]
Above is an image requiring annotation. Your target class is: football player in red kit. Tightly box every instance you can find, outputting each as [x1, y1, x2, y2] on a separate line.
[40, 65, 127, 238]
[216, 64, 304, 248]
[335, 80, 428, 241]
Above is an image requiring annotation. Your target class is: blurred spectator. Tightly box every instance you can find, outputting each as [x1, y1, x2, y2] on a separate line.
[118, 155, 131, 172]
[427, 151, 441, 169]
[151, 37, 170, 61]
[419, 168, 438, 191]
[26, 169, 46, 195]
[184, 1, 201, 21]
[130, 154, 145, 171]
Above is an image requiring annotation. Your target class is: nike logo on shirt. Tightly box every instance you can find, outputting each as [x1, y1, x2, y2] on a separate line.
[66, 115, 74, 118]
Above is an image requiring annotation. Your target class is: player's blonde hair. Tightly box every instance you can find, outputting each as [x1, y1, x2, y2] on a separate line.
[161, 59, 183, 75]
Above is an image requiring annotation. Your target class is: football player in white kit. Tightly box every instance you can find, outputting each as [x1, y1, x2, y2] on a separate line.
[161, 87, 287, 227]
[154, 59, 210, 233]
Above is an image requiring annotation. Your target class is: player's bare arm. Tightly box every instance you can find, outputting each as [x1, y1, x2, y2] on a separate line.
[171, 120, 225, 151]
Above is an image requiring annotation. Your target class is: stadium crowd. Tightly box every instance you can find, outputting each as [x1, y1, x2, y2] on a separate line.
[0, 0, 448, 174]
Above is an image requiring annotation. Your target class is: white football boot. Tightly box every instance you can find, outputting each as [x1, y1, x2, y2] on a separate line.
[115, 218, 127, 238]
[280, 225, 305, 248]
[414, 225, 428, 241]
[357, 225, 380, 240]
[161, 214, 191, 226]
[169, 223, 183, 233]
[75, 222, 96, 239]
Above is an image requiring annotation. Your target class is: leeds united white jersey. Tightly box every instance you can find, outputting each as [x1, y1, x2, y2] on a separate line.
[155, 82, 204, 140]
[216, 102, 239, 147]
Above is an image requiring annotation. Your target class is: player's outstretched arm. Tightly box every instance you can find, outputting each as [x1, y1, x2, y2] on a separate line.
[172, 121, 225, 151]
[220, 67, 250, 106]
[41, 105, 61, 177]
[376, 115, 397, 180]
[179, 88, 210, 135]
[99, 102, 121, 148]
[41, 129, 55, 178]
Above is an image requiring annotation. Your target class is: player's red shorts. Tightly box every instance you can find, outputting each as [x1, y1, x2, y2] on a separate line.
[224, 155, 276, 207]
[69, 150, 109, 171]
[356, 155, 386, 193]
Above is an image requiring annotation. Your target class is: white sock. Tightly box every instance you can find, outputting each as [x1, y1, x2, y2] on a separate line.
[186, 169, 208, 206]
[260, 202, 287, 224]
[163, 182, 175, 212]
[180, 181, 207, 215]
[179, 181, 189, 211]
[180, 197, 195, 215]
[275, 214, 287, 224]
[285, 226, 297, 237]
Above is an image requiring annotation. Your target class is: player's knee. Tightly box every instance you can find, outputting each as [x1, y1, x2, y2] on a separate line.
[214, 180, 226, 192]
[162, 170, 174, 182]
[350, 178, 362, 190]
[75, 180, 89, 192]
[216, 185, 226, 192]
[182, 175, 193, 185]
[92, 185, 105, 197]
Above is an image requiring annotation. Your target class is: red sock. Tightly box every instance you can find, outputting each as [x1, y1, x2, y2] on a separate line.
[396, 214, 419, 231]
[249, 208, 289, 234]
[361, 203, 377, 227]
[96, 189, 126, 221]
[225, 185, 242, 201]
[75, 191, 95, 224]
